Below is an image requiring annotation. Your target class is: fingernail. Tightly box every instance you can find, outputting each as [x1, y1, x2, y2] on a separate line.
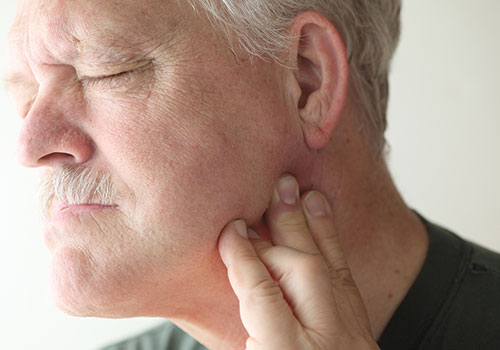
[305, 192, 326, 217]
[234, 220, 248, 238]
[277, 176, 299, 205]
[247, 229, 260, 239]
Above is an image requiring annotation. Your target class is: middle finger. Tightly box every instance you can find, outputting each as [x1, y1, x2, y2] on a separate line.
[265, 175, 320, 255]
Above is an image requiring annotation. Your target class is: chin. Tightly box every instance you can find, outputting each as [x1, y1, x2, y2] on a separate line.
[49, 245, 153, 318]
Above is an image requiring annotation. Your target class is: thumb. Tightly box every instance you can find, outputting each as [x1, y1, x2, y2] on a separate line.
[218, 220, 299, 348]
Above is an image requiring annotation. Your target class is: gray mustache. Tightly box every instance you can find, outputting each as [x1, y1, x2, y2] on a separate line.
[39, 166, 116, 219]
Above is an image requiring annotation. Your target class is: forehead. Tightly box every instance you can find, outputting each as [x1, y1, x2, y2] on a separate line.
[9, 0, 186, 65]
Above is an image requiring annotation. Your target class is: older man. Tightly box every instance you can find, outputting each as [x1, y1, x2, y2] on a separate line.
[6, 0, 500, 349]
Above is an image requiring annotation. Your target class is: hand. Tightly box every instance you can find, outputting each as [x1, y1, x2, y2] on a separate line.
[218, 175, 379, 350]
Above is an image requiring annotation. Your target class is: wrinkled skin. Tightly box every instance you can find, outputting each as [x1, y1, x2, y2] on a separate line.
[219, 175, 380, 350]
[7, 0, 307, 319]
[7, 0, 430, 349]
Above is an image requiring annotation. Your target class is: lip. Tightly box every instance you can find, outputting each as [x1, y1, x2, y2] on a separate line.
[49, 202, 117, 221]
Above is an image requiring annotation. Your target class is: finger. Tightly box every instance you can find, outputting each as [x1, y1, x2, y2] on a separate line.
[248, 229, 339, 333]
[265, 175, 320, 255]
[302, 191, 372, 330]
[301, 191, 345, 278]
[218, 220, 299, 344]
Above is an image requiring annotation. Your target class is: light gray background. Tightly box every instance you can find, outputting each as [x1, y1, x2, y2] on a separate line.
[1, 1, 499, 349]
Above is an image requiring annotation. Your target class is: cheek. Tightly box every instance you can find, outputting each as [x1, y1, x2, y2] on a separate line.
[87, 70, 294, 248]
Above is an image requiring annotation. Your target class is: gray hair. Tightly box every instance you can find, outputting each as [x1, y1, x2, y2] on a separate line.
[188, 0, 402, 159]
[39, 166, 116, 219]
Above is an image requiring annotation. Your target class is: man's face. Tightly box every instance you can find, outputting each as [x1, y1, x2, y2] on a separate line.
[7, 0, 302, 317]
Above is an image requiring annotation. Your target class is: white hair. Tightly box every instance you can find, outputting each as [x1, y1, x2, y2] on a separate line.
[39, 166, 116, 219]
[188, 0, 402, 159]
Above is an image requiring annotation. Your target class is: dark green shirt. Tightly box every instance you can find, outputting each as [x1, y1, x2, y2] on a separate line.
[378, 213, 500, 349]
[101, 214, 500, 350]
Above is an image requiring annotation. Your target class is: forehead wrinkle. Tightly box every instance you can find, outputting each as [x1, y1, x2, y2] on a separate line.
[79, 35, 157, 65]
[74, 17, 181, 70]
[10, 0, 188, 78]
[73, 19, 183, 74]
[12, 0, 82, 70]
[19, 0, 127, 65]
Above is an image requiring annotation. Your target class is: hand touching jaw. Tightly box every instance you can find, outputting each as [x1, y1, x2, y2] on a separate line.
[218, 175, 379, 350]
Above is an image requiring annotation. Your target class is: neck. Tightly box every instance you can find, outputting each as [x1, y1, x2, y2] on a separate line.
[163, 250, 249, 350]
[292, 129, 429, 340]
[165, 131, 429, 348]
[333, 161, 429, 339]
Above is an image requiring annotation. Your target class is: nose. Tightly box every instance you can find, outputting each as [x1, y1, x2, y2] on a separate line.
[17, 89, 93, 168]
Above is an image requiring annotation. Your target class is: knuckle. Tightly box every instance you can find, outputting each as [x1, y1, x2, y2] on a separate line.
[232, 246, 256, 263]
[318, 234, 340, 249]
[337, 267, 357, 287]
[275, 211, 307, 231]
[245, 278, 283, 304]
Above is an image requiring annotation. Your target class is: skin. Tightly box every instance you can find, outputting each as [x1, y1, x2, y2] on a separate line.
[6, 0, 429, 349]
[219, 175, 379, 349]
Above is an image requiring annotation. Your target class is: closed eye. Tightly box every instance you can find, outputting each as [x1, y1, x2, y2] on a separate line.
[102, 70, 132, 80]
[85, 69, 136, 87]
[82, 61, 154, 89]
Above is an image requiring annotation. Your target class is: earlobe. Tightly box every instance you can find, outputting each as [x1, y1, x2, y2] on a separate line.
[289, 11, 349, 150]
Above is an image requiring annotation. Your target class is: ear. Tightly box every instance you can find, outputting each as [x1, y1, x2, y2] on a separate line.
[287, 11, 349, 150]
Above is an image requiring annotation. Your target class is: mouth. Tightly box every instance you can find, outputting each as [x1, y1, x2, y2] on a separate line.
[49, 202, 118, 221]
